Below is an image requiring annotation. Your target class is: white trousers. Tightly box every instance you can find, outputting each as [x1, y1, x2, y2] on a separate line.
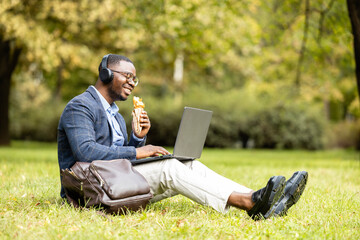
[134, 159, 252, 213]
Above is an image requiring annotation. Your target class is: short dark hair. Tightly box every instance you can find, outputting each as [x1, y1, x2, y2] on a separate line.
[98, 54, 133, 72]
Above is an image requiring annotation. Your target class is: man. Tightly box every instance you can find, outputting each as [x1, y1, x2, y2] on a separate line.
[57, 54, 308, 219]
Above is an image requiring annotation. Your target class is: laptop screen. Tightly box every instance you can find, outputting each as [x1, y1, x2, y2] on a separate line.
[173, 107, 213, 159]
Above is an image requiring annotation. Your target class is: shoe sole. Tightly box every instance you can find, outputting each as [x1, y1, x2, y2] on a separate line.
[259, 176, 286, 218]
[265, 171, 308, 218]
[248, 176, 285, 220]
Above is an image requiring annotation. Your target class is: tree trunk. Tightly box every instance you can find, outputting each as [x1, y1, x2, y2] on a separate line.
[347, 0, 360, 100]
[173, 53, 184, 105]
[0, 37, 22, 146]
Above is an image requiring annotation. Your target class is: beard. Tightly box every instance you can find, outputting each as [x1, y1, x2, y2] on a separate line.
[107, 81, 127, 101]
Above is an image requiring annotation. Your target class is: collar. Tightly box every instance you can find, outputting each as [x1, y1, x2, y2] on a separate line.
[91, 86, 119, 116]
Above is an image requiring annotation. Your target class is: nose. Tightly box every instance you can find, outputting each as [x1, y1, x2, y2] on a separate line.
[127, 79, 135, 88]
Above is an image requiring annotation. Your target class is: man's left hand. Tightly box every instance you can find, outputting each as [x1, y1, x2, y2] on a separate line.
[132, 110, 151, 138]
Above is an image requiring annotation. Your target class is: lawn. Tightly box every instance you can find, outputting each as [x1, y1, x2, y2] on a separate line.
[0, 141, 359, 239]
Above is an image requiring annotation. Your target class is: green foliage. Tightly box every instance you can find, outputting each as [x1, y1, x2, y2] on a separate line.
[8, 75, 346, 151]
[326, 119, 360, 149]
[10, 102, 62, 141]
[1, 0, 358, 147]
[9, 72, 64, 141]
[247, 105, 325, 150]
[118, 84, 327, 149]
[139, 96, 184, 146]
[0, 142, 359, 239]
[181, 85, 263, 148]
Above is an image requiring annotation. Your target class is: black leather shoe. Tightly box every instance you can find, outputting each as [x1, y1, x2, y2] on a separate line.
[247, 176, 286, 220]
[264, 171, 308, 218]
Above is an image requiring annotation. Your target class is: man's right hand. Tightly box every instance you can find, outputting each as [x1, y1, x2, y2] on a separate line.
[135, 145, 170, 159]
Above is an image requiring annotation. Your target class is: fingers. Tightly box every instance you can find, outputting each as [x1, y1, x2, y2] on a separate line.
[136, 145, 170, 159]
[146, 145, 167, 155]
[132, 110, 151, 138]
[154, 146, 170, 156]
[140, 111, 148, 120]
[139, 111, 151, 128]
[139, 115, 149, 123]
[140, 120, 150, 129]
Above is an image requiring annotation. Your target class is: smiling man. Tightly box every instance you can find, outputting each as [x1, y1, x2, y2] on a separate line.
[57, 54, 308, 220]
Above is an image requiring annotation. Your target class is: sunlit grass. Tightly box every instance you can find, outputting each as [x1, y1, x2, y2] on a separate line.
[0, 141, 359, 239]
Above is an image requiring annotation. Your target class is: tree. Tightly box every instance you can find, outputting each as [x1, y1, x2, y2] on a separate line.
[347, 0, 360, 100]
[0, 0, 86, 145]
[128, 0, 256, 91]
[1, 0, 358, 145]
[1, 0, 256, 145]
[0, 0, 142, 145]
[0, 37, 21, 145]
[248, 0, 357, 120]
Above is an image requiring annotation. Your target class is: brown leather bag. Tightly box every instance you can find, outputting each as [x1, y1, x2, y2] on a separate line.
[60, 159, 153, 214]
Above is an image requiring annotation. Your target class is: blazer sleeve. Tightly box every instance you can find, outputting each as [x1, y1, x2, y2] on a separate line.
[61, 98, 138, 162]
[128, 132, 146, 147]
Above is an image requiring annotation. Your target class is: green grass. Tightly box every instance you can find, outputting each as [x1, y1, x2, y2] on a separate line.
[0, 141, 359, 239]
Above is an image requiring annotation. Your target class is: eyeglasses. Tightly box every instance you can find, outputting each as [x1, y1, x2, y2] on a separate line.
[110, 69, 139, 86]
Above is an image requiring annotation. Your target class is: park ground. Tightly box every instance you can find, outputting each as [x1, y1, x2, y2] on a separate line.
[0, 141, 359, 239]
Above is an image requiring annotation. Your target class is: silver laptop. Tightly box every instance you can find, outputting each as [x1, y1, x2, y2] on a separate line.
[131, 107, 212, 165]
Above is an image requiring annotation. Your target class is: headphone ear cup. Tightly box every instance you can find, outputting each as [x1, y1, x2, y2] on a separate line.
[100, 68, 114, 84]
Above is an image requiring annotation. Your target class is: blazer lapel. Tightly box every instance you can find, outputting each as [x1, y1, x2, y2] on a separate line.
[86, 86, 114, 143]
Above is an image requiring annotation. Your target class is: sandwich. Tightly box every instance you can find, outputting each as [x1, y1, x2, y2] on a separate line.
[133, 96, 145, 135]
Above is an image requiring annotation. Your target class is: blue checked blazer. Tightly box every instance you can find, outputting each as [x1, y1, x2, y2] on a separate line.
[57, 86, 146, 197]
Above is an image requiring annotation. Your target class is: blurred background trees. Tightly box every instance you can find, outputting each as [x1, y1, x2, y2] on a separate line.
[0, 0, 359, 149]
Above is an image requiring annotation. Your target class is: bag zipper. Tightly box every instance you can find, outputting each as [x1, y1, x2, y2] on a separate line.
[90, 164, 105, 187]
[68, 169, 81, 181]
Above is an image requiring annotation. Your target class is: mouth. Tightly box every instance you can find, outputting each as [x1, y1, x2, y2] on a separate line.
[123, 85, 133, 96]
